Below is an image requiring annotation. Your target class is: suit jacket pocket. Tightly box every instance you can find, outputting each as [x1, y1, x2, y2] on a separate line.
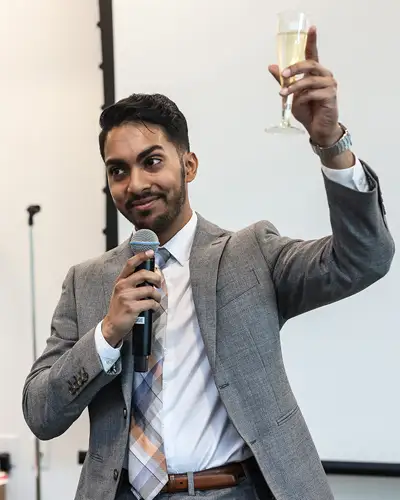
[217, 269, 259, 310]
[88, 451, 104, 463]
[276, 404, 300, 426]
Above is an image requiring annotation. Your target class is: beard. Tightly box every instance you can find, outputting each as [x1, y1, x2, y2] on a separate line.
[122, 161, 186, 235]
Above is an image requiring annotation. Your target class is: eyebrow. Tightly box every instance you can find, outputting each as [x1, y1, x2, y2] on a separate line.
[137, 145, 164, 163]
[105, 145, 164, 168]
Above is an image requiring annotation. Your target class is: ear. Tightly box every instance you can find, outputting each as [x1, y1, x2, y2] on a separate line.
[183, 152, 198, 183]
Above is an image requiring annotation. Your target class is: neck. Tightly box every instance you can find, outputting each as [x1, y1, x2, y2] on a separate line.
[157, 205, 193, 246]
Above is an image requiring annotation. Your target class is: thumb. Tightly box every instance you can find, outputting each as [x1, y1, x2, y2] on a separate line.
[268, 64, 281, 84]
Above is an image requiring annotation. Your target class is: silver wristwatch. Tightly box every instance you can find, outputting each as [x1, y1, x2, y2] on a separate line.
[310, 123, 352, 161]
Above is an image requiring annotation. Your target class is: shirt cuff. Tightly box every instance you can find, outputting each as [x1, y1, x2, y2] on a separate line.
[321, 157, 370, 192]
[94, 321, 122, 374]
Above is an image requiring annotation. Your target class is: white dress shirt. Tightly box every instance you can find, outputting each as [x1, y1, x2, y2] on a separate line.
[94, 160, 369, 473]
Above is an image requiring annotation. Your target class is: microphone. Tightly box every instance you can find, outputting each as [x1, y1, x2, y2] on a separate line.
[130, 229, 160, 372]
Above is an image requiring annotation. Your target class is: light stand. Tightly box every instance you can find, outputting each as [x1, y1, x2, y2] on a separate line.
[27, 205, 42, 500]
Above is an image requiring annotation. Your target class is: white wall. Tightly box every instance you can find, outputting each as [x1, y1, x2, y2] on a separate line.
[0, 1, 103, 499]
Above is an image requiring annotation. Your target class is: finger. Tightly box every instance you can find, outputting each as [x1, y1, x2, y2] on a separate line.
[268, 64, 281, 84]
[115, 286, 161, 307]
[281, 60, 332, 79]
[132, 286, 162, 303]
[305, 26, 318, 62]
[133, 299, 161, 314]
[118, 250, 155, 279]
[295, 88, 337, 107]
[126, 269, 162, 288]
[280, 76, 335, 96]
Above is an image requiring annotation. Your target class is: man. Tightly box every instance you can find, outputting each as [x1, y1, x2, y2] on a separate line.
[23, 27, 394, 500]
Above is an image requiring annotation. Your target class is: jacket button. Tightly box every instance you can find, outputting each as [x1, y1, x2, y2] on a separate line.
[113, 469, 119, 481]
[123, 408, 127, 419]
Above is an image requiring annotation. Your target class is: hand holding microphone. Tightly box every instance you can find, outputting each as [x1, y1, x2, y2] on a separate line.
[102, 248, 161, 349]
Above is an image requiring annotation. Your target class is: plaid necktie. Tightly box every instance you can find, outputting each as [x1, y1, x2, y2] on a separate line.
[129, 248, 171, 500]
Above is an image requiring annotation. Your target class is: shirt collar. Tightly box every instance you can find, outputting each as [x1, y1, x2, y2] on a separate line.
[161, 211, 197, 266]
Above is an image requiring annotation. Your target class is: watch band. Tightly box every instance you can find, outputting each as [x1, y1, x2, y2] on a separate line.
[310, 123, 352, 161]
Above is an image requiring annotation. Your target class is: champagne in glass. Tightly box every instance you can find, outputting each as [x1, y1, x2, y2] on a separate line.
[266, 11, 309, 134]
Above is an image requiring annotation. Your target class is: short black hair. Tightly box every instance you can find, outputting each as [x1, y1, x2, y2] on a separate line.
[98, 93, 190, 160]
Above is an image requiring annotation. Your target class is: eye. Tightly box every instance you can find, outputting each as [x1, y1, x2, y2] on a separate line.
[144, 157, 162, 169]
[108, 166, 127, 180]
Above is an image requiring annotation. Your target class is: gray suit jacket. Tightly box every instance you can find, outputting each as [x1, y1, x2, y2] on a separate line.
[23, 164, 394, 500]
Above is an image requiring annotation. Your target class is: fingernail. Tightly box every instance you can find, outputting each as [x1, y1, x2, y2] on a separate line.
[279, 87, 288, 96]
[145, 249, 154, 257]
[281, 68, 290, 77]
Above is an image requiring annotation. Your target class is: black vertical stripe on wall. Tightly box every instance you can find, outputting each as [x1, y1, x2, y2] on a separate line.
[98, 0, 118, 250]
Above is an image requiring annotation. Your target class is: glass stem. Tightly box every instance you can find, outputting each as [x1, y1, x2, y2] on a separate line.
[281, 93, 293, 127]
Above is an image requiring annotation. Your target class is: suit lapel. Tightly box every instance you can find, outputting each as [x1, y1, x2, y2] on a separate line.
[102, 239, 135, 408]
[190, 215, 230, 369]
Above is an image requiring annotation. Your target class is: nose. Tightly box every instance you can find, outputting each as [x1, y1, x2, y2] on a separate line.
[127, 166, 151, 195]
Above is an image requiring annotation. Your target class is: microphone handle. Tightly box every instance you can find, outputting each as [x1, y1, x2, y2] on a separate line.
[132, 257, 155, 372]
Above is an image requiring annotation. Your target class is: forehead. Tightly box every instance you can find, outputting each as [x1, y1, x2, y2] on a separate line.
[104, 123, 173, 160]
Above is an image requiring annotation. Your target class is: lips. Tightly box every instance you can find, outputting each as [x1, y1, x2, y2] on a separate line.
[131, 197, 159, 211]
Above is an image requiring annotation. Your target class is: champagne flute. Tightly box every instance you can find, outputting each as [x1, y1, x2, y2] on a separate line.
[266, 11, 309, 134]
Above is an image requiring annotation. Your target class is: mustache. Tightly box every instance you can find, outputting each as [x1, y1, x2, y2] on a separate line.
[125, 191, 166, 210]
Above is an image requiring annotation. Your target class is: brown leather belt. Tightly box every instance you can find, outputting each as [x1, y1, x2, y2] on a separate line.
[160, 461, 247, 493]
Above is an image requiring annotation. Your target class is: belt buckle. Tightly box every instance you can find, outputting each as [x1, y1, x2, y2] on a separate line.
[162, 473, 184, 494]
[168, 473, 176, 493]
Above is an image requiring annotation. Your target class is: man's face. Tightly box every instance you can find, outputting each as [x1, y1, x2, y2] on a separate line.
[104, 122, 195, 235]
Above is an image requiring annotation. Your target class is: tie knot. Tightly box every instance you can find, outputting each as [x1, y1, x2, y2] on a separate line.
[157, 247, 171, 269]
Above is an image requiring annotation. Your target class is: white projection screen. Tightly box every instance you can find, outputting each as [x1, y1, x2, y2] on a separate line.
[111, 0, 400, 464]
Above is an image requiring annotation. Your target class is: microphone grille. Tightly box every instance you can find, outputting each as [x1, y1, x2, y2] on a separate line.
[130, 229, 160, 255]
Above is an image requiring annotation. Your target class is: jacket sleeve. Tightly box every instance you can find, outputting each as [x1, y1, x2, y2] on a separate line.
[22, 266, 121, 440]
[254, 162, 395, 323]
